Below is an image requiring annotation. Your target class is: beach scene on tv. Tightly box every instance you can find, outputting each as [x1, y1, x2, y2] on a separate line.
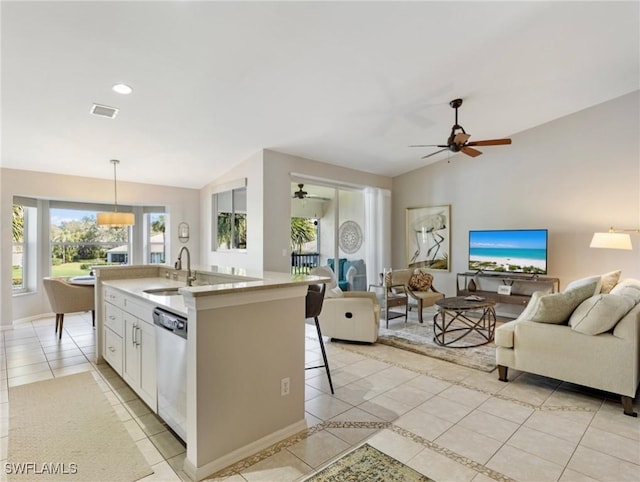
[468, 229, 548, 274]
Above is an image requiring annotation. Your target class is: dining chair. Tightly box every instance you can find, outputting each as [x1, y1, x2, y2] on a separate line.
[43, 277, 95, 340]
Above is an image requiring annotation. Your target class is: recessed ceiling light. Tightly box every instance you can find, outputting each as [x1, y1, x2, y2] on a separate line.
[112, 83, 133, 95]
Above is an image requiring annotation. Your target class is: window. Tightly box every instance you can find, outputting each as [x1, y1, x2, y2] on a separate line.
[12, 204, 26, 291]
[50, 207, 129, 276]
[147, 213, 167, 264]
[213, 184, 247, 250]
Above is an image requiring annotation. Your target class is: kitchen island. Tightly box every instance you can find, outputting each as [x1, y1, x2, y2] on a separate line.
[94, 264, 327, 481]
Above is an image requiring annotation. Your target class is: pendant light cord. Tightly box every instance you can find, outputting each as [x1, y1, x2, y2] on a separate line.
[111, 159, 119, 213]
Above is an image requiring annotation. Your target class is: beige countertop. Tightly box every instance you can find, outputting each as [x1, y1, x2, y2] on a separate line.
[102, 271, 329, 317]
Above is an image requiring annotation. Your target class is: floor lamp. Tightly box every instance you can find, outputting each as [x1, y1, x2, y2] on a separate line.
[590, 228, 638, 250]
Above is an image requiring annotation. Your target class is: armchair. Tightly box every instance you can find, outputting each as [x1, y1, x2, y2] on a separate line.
[385, 268, 444, 324]
[310, 266, 380, 343]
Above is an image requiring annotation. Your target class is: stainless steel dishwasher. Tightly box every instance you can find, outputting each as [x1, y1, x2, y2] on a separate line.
[153, 307, 187, 442]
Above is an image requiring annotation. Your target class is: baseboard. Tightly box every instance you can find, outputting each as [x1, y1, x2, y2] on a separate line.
[11, 312, 55, 325]
[183, 419, 308, 481]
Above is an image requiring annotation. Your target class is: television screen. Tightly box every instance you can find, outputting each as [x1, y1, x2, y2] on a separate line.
[468, 229, 548, 274]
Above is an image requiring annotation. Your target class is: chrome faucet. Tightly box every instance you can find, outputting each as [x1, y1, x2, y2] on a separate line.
[175, 246, 196, 286]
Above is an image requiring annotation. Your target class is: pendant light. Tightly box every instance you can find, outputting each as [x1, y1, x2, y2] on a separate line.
[97, 159, 135, 226]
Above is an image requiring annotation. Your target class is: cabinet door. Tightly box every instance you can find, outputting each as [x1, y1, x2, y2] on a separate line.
[137, 320, 157, 411]
[104, 327, 123, 374]
[122, 313, 140, 388]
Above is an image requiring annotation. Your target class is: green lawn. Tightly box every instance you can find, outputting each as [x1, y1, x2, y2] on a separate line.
[51, 262, 95, 277]
[13, 260, 118, 287]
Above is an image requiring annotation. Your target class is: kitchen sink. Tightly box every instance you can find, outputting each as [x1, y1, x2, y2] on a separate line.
[143, 287, 182, 296]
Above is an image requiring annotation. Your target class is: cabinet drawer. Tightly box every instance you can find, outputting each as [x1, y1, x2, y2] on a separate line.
[104, 327, 123, 374]
[104, 302, 124, 336]
[104, 287, 125, 309]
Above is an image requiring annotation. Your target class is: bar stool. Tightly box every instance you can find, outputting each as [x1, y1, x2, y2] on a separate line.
[305, 283, 334, 394]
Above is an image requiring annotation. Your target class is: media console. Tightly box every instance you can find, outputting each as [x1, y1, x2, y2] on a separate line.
[456, 272, 560, 307]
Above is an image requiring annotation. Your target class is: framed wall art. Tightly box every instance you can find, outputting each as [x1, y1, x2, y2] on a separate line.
[405, 205, 450, 271]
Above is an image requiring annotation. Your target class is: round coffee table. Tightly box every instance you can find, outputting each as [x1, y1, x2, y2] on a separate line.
[433, 296, 497, 348]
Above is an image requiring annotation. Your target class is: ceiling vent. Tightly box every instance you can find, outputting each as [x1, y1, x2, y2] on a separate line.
[90, 103, 119, 119]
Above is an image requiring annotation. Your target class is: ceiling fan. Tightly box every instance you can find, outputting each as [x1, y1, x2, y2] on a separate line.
[410, 98, 512, 159]
[292, 184, 308, 199]
[292, 183, 331, 201]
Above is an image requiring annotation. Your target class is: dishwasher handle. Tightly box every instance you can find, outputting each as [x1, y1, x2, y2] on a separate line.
[153, 307, 188, 339]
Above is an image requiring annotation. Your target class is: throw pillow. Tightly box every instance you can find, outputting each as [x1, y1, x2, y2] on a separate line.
[569, 294, 635, 335]
[564, 275, 602, 296]
[529, 282, 599, 324]
[515, 291, 544, 321]
[599, 270, 622, 294]
[610, 279, 640, 304]
[408, 271, 433, 291]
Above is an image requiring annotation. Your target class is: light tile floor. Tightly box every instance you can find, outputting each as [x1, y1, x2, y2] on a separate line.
[1, 311, 639, 482]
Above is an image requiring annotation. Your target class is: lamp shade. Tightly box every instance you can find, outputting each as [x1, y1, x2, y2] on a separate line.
[97, 211, 135, 227]
[590, 232, 632, 250]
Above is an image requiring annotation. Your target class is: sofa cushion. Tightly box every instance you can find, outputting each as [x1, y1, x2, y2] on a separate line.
[529, 282, 599, 324]
[569, 294, 635, 335]
[599, 270, 622, 294]
[610, 278, 640, 304]
[408, 271, 433, 291]
[564, 275, 602, 296]
[515, 291, 545, 322]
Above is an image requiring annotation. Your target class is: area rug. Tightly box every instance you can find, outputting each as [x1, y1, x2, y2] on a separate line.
[305, 443, 434, 481]
[335, 310, 499, 372]
[7, 372, 153, 481]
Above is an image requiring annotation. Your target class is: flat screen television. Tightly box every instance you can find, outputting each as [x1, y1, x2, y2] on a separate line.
[468, 229, 548, 274]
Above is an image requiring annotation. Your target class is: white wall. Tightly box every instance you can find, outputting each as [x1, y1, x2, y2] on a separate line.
[200, 151, 265, 272]
[200, 149, 392, 274]
[392, 91, 640, 297]
[318, 189, 366, 265]
[1, 168, 200, 325]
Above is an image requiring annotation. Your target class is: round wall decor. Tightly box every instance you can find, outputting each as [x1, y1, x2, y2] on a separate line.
[339, 220, 363, 254]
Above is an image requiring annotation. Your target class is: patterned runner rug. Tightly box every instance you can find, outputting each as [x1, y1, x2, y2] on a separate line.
[7, 371, 153, 481]
[305, 443, 434, 481]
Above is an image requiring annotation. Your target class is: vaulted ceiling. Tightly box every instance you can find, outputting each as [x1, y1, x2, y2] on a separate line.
[2, 1, 638, 189]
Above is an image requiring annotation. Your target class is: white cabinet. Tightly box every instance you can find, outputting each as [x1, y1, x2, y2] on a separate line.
[104, 324, 123, 373]
[103, 286, 157, 411]
[123, 311, 157, 409]
[103, 287, 124, 374]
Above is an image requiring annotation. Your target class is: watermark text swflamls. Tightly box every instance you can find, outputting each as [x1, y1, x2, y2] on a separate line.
[4, 462, 78, 475]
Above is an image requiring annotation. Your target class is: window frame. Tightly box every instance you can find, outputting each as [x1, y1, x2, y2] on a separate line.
[211, 179, 247, 252]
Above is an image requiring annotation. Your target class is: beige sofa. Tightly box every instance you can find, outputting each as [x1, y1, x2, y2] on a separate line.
[495, 274, 640, 416]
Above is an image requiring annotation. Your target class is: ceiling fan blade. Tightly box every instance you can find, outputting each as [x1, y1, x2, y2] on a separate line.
[421, 148, 448, 159]
[467, 138, 512, 147]
[409, 144, 446, 148]
[453, 133, 470, 145]
[461, 146, 482, 158]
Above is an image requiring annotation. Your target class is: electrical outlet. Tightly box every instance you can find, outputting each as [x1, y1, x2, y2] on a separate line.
[280, 377, 290, 396]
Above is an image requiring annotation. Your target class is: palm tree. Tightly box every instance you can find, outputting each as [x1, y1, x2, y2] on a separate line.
[291, 217, 316, 253]
[151, 215, 166, 261]
[12, 204, 23, 242]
